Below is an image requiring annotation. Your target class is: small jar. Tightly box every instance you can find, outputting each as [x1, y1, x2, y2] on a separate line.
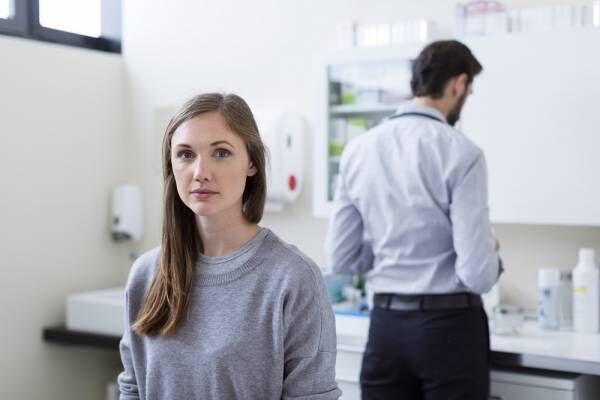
[492, 305, 525, 336]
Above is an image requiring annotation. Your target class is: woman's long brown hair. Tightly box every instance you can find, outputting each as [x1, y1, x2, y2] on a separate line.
[132, 93, 267, 336]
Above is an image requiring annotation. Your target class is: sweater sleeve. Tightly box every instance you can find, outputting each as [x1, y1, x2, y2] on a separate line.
[282, 261, 342, 400]
[116, 248, 159, 400]
[117, 289, 141, 400]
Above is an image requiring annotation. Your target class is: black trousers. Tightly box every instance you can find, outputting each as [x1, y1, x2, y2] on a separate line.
[360, 306, 490, 400]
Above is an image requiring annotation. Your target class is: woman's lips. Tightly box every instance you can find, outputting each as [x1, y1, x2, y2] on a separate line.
[190, 190, 218, 200]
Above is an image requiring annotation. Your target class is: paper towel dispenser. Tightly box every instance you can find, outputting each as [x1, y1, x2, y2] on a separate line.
[255, 112, 304, 211]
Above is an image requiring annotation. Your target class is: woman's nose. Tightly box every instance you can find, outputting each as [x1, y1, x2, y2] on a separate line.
[193, 157, 212, 182]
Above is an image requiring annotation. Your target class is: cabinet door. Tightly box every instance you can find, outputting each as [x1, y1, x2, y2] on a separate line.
[490, 381, 573, 400]
[336, 347, 363, 382]
[462, 29, 600, 225]
[337, 379, 361, 400]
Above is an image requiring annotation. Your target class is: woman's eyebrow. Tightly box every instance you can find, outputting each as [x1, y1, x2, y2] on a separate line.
[210, 140, 234, 148]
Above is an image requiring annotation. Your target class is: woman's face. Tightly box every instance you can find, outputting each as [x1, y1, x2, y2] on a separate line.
[170, 112, 256, 219]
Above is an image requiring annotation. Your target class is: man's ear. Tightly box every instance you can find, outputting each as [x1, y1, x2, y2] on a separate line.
[454, 73, 469, 96]
[248, 162, 257, 177]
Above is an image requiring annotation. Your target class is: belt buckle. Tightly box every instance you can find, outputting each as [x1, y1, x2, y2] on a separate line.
[392, 295, 421, 311]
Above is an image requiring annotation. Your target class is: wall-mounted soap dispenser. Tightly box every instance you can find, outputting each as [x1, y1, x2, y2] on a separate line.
[110, 184, 143, 242]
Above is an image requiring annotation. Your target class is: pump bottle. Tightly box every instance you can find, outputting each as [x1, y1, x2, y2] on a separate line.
[573, 248, 599, 333]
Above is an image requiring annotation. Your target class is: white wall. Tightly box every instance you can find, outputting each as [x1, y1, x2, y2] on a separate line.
[0, 36, 130, 399]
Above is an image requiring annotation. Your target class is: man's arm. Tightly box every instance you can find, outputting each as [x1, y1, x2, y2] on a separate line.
[450, 151, 502, 293]
[325, 170, 374, 275]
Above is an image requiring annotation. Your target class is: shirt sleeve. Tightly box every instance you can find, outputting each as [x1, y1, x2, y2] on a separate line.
[325, 167, 374, 276]
[117, 289, 141, 400]
[282, 266, 342, 400]
[450, 151, 502, 294]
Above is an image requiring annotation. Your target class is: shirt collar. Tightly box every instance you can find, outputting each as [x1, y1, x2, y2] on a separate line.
[393, 101, 447, 123]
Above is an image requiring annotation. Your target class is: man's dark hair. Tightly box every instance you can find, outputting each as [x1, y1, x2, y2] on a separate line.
[410, 40, 483, 99]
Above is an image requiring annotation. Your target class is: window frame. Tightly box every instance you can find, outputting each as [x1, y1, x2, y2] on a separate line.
[0, 0, 121, 53]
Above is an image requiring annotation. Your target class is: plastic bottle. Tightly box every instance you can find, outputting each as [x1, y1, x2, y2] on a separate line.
[538, 268, 561, 330]
[572, 248, 599, 333]
[558, 271, 573, 330]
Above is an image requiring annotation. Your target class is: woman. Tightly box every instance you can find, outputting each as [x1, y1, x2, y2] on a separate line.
[118, 93, 341, 400]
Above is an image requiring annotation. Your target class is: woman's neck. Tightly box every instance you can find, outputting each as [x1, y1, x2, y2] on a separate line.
[196, 214, 260, 257]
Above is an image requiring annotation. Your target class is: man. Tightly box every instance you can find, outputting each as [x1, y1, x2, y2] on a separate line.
[326, 40, 502, 400]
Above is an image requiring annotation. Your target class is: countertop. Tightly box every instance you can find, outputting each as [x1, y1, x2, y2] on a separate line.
[334, 312, 600, 376]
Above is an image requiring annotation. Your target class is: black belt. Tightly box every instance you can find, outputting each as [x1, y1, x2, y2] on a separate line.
[373, 293, 482, 311]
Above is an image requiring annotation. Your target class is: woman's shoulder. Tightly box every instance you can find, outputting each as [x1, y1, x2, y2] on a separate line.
[261, 231, 332, 318]
[262, 229, 323, 284]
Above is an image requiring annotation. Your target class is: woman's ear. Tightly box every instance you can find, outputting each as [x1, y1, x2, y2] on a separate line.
[247, 162, 257, 177]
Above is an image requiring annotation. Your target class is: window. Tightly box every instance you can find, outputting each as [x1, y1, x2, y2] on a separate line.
[0, 0, 12, 19]
[39, 0, 102, 38]
[0, 0, 120, 53]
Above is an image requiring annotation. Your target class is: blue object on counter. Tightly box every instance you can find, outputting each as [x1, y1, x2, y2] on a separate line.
[323, 274, 353, 304]
[334, 309, 370, 318]
[332, 300, 370, 317]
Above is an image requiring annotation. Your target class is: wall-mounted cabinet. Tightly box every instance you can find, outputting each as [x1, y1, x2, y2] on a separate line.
[314, 28, 600, 226]
[461, 28, 600, 225]
[313, 47, 418, 217]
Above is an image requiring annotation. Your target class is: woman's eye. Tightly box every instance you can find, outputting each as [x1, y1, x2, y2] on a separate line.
[214, 149, 231, 159]
[176, 150, 193, 160]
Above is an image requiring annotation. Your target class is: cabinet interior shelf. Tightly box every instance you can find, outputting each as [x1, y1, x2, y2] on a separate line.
[329, 104, 400, 115]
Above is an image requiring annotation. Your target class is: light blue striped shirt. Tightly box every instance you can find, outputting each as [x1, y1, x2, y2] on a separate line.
[326, 102, 501, 295]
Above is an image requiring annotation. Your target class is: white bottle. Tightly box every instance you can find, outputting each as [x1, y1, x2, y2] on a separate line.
[538, 268, 561, 330]
[572, 248, 599, 333]
[559, 272, 573, 330]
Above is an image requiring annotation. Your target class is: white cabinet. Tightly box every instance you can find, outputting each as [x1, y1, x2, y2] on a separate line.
[334, 314, 600, 399]
[460, 28, 600, 225]
[314, 29, 600, 225]
[335, 350, 600, 400]
[335, 315, 369, 399]
[337, 380, 361, 400]
[490, 369, 600, 400]
[336, 345, 362, 400]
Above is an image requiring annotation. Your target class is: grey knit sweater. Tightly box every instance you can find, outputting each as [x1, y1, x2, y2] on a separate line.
[118, 228, 341, 400]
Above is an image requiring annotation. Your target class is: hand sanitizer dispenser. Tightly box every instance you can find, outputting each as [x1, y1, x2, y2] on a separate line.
[111, 184, 143, 242]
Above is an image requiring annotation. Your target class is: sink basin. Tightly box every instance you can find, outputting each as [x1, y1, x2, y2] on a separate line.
[66, 287, 125, 336]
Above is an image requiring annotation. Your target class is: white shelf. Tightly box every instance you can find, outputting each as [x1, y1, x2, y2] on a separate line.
[329, 103, 400, 115]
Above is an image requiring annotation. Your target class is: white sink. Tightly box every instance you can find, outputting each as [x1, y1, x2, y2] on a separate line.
[66, 287, 125, 336]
